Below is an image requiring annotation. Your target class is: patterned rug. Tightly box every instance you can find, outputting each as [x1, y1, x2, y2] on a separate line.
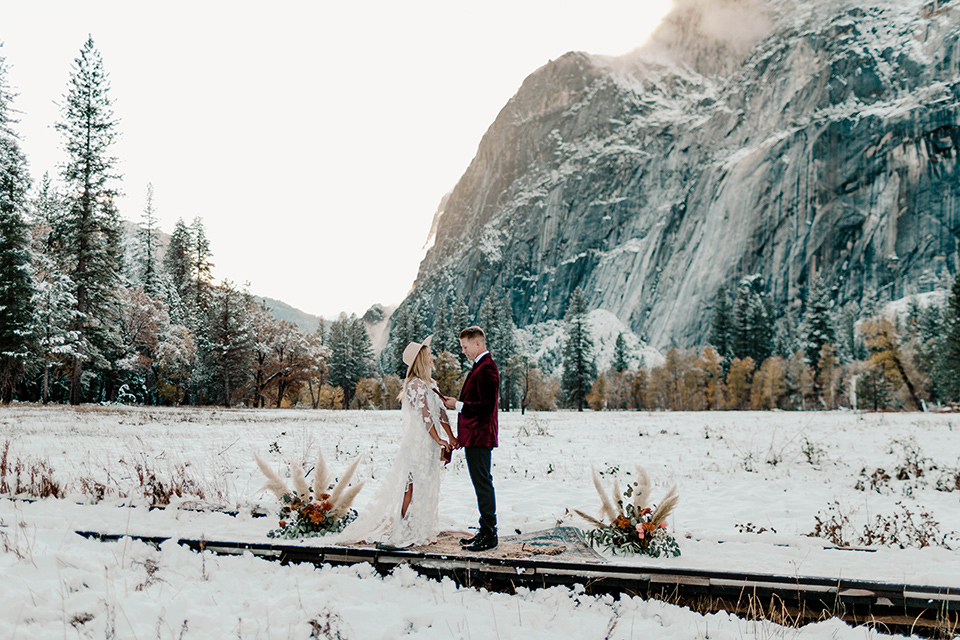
[401, 527, 606, 562]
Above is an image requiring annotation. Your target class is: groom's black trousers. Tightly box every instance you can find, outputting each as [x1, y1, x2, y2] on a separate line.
[465, 446, 497, 534]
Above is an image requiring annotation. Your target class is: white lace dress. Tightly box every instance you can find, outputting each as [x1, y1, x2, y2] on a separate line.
[335, 377, 447, 547]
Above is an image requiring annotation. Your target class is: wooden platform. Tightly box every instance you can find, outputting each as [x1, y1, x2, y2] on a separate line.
[77, 527, 960, 637]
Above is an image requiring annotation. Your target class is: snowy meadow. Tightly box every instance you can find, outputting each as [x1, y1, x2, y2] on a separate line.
[1, 405, 959, 639]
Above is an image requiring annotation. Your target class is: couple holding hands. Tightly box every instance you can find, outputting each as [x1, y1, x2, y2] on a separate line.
[338, 326, 500, 552]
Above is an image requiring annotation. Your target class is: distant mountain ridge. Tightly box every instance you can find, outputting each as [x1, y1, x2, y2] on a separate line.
[402, 0, 960, 349]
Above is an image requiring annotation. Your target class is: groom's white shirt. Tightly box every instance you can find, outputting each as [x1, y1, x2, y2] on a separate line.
[454, 351, 489, 412]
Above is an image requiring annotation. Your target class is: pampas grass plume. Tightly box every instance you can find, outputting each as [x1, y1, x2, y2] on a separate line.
[330, 481, 365, 519]
[592, 467, 618, 522]
[329, 454, 362, 506]
[312, 448, 333, 496]
[651, 484, 679, 526]
[633, 465, 651, 510]
[254, 453, 288, 500]
[291, 461, 310, 500]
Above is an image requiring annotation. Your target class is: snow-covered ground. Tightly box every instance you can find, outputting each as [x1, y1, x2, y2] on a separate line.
[2, 405, 959, 639]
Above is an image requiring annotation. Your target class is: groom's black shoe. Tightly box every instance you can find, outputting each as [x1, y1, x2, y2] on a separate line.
[459, 533, 477, 546]
[462, 529, 497, 552]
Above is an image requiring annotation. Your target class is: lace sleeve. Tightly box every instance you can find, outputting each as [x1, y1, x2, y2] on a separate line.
[405, 379, 434, 431]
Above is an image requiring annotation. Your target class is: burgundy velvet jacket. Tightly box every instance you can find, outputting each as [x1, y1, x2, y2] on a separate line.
[456, 353, 500, 448]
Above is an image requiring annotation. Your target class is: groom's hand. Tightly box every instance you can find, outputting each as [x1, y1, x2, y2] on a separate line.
[450, 436, 460, 449]
[442, 395, 457, 410]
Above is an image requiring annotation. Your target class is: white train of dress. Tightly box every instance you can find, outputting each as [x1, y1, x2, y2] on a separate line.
[335, 377, 446, 547]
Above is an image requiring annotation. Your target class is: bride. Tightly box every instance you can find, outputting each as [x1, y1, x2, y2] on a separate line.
[337, 335, 457, 548]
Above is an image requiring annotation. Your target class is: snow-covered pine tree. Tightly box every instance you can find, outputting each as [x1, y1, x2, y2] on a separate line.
[800, 276, 835, 369]
[163, 217, 193, 310]
[432, 295, 452, 355]
[612, 332, 630, 373]
[561, 287, 597, 411]
[0, 54, 34, 402]
[326, 314, 349, 404]
[30, 253, 80, 404]
[136, 183, 161, 297]
[30, 173, 64, 249]
[731, 276, 773, 365]
[54, 36, 124, 404]
[772, 308, 799, 358]
[479, 288, 517, 409]
[708, 284, 733, 362]
[836, 301, 862, 362]
[195, 281, 253, 406]
[449, 295, 470, 370]
[348, 314, 374, 387]
[938, 277, 960, 403]
[190, 216, 214, 312]
[328, 313, 374, 407]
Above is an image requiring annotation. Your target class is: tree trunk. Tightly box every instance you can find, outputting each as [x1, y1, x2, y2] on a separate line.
[42, 363, 50, 405]
[70, 356, 82, 405]
[893, 356, 922, 411]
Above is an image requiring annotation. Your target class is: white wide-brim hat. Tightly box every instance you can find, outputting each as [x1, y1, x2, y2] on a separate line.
[402, 335, 433, 376]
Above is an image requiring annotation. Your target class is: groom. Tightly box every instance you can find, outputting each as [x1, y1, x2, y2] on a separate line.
[443, 326, 500, 552]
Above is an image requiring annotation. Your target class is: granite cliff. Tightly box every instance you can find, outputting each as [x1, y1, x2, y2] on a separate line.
[406, 0, 960, 349]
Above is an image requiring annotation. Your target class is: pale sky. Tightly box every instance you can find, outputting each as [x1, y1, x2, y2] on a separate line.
[2, 0, 672, 319]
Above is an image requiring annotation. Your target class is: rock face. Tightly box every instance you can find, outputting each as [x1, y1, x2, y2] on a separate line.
[407, 0, 960, 349]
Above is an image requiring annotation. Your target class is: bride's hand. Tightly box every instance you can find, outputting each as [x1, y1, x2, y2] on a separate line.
[449, 437, 460, 450]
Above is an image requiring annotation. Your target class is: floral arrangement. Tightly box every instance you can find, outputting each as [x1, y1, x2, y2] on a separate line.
[255, 447, 364, 539]
[573, 465, 681, 557]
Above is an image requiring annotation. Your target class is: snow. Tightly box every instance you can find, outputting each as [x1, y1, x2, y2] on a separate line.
[2, 404, 959, 638]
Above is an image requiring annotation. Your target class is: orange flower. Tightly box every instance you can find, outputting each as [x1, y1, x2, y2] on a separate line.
[319, 493, 331, 500]
[613, 515, 631, 530]
[306, 506, 325, 524]
[279, 520, 287, 528]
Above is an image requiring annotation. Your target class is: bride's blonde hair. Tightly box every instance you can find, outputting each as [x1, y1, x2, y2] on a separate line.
[398, 345, 434, 401]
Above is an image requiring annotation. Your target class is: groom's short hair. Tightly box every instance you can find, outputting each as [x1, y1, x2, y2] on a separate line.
[459, 326, 485, 341]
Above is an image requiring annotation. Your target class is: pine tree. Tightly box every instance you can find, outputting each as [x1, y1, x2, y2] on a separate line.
[800, 276, 835, 369]
[612, 332, 630, 373]
[191, 216, 214, 312]
[163, 217, 193, 305]
[561, 287, 597, 411]
[939, 277, 960, 403]
[836, 301, 862, 362]
[480, 289, 517, 409]
[327, 313, 373, 408]
[30, 240, 81, 404]
[196, 281, 253, 406]
[136, 183, 161, 296]
[0, 54, 34, 402]
[709, 285, 733, 361]
[53, 36, 124, 404]
[773, 309, 799, 358]
[450, 295, 470, 370]
[432, 295, 452, 355]
[731, 276, 773, 364]
[385, 304, 411, 378]
[348, 314, 374, 393]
